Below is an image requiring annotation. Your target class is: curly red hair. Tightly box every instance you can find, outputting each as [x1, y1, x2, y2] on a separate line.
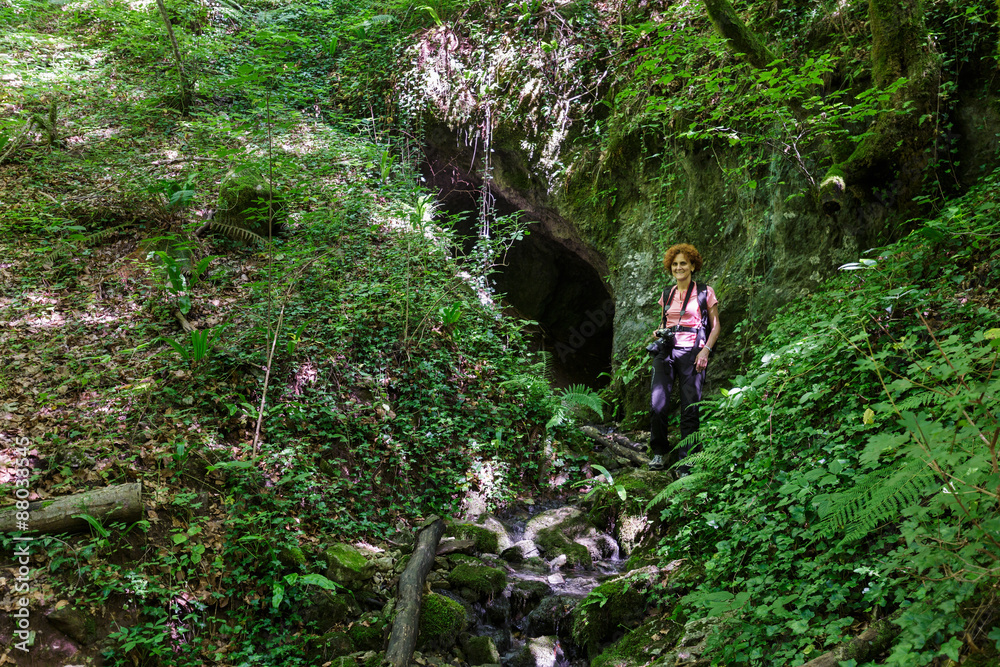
[662, 243, 703, 274]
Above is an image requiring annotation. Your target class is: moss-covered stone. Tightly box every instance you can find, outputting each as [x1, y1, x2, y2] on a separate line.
[447, 563, 508, 601]
[570, 571, 651, 656]
[46, 605, 98, 645]
[589, 617, 682, 667]
[277, 545, 307, 570]
[304, 630, 354, 664]
[535, 527, 592, 569]
[461, 634, 501, 665]
[447, 522, 500, 554]
[348, 613, 387, 651]
[300, 590, 353, 629]
[322, 542, 374, 587]
[418, 592, 467, 650]
[586, 469, 661, 557]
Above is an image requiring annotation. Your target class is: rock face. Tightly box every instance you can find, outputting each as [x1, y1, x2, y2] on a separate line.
[408, 18, 1000, 417]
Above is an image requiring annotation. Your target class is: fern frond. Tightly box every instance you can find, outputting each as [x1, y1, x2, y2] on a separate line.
[43, 223, 131, 269]
[209, 220, 267, 244]
[819, 458, 936, 545]
[560, 384, 603, 420]
[645, 473, 707, 510]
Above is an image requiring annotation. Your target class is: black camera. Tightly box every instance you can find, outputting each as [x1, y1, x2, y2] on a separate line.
[646, 327, 678, 356]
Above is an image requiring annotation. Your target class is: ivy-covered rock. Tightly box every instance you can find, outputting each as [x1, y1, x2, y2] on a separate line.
[215, 168, 284, 242]
[321, 543, 375, 588]
[447, 563, 508, 601]
[304, 630, 354, 664]
[570, 568, 655, 656]
[299, 590, 354, 630]
[418, 592, 468, 650]
[348, 612, 387, 651]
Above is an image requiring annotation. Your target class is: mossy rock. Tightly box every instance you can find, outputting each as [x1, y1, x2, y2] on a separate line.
[304, 630, 354, 664]
[461, 634, 501, 665]
[589, 617, 683, 667]
[570, 571, 651, 657]
[215, 168, 284, 243]
[586, 469, 661, 557]
[321, 543, 374, 587]
[46, 605, 98, 645]
[447, 522, 500, 554]
[418, 592, 467, 650]
[348, 613, 387, 651]
[523, 594, 582, 638]
[447, 563, 508, 601]
[300, 590, 353, 629]
[278, 545, 307, 570]
[510, 579, 553, 621]
[535, 527, 592, 569]
[447, 553, 484, 568]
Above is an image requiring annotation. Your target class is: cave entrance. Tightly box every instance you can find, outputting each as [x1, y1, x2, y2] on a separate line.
[431, 187, 614, 389]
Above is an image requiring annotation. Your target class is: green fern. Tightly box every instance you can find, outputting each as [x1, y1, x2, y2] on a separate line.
[645, 472, 708, 510]
[818, 458, 936, 545]
[208, 220, 268, 244]
[42, 223, 131, 269]
[559, 383, 604, 420]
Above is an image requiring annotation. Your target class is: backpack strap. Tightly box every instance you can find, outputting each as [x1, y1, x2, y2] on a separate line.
[660, 286, 676, 329]
[695, 282, 711, 347]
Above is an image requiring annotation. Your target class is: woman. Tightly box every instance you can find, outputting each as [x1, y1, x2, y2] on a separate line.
[649, 243, 720, 473]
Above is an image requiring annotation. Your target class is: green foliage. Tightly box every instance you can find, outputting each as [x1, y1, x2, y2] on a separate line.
[649, 166, 1000, 665]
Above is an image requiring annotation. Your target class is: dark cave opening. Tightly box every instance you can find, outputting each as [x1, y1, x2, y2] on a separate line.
[429, 183, 614, 389]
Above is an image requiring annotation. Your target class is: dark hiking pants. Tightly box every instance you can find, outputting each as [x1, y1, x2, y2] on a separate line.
[650, 345, 704, 465]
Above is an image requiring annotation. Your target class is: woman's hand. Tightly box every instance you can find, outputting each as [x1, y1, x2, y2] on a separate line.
[695, 348, 710, 371]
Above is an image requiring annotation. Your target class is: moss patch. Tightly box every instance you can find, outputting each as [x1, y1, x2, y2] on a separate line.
[348, 614, 387, 651]
[571, 574, 649, 656]
[447, 563, 508, 600]
[590, 618, 682, 667]
[535, 527, 592, 568]
[447, 522, 500, 554]
[418, 592, 467, 650]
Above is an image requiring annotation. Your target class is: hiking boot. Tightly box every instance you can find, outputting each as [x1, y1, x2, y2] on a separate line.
[648, 455, 666, 471]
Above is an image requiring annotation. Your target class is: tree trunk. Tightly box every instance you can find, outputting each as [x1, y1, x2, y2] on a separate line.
[0, 483, 143, 534]
[385, 518, 447, 667]
[701, 0, 775, 68]
[581, 425, 649, 466]
[154, 0, 193, 115]
[818, 0, 939, 213]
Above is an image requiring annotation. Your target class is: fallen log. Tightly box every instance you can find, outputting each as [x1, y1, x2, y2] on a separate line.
[385, 517, 446, 667]
[581, 426, 649, 466]
[0, 483, 143, 535]
[794, 613, 902, 667]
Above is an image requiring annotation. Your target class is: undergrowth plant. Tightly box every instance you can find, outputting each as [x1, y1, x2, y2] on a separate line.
[646, 166, 1000, 665]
